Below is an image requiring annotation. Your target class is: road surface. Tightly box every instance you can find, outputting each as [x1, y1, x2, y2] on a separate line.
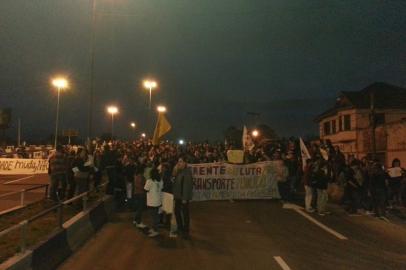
[58, 200, 406, 270]
[0, 174, 49, 213]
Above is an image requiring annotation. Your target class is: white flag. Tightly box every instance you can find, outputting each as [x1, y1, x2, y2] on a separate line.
[300, 138, 311, 170]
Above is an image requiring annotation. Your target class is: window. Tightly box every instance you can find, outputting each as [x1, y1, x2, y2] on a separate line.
[324, 121, 331, 136]
[332, 120, 337, 134]
[343, 115, 351, 131]
[339, 116, 343, 131]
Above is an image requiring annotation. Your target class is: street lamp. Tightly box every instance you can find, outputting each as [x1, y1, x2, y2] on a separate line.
[130, 122, 136, 139]
[107, 105, 118, 140]
[157, 105, 167, 113]
[51, 77, 68, 148]
[252, 129, 259, 138]
[143, 80, 157, 109]
[141, 133, 146, 138]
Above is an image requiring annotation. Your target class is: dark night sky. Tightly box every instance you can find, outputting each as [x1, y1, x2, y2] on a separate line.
[1, 0, 406, 142]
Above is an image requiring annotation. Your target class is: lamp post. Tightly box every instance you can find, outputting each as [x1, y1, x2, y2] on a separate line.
[130, 122, 136, 139]
[143, 80, 157, 110]
[107, 106, 118, 140]
[157, 105, 167, 113]
[52, 77, 68, 148]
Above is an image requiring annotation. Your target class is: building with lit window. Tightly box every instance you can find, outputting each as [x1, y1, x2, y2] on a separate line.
[315, 82, 406, 166]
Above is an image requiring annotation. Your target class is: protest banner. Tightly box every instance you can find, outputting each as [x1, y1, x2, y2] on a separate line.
[0, 158, 49, 175]
[191, 161, 287, 201]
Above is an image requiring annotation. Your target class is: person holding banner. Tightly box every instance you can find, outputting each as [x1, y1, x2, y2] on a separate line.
[172, 157, 193, 239]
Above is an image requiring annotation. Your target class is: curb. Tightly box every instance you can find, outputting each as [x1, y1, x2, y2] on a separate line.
[0, 195, 113, 270]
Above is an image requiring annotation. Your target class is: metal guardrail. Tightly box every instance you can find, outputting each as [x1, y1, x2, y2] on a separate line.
[0, 184, 49, 213]
[0, 182, 108, 254]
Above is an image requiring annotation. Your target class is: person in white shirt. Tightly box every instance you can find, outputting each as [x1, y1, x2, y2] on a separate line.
[387, 159, 405, 207]
[144, 168, 163, 237]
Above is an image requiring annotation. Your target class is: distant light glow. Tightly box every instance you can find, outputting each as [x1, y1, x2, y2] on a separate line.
[157, 106, 167, 113]
[107, 106, 118, 115]
[179, 139, 184, 145]
[141, 133, 146, 138]
[130, 122, 136, 128]
[252, 130, 259, 137]
[52, 78, 68, 89]
[143, 80, 157, 89]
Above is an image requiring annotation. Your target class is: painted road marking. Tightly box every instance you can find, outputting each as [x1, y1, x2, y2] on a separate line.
[3, 175, 35, 185]
[274, 256, 292, 270]
[283, 203, 348, 240]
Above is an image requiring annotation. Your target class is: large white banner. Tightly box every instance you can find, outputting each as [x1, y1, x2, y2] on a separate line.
[191, 161, 288, 201]
[0, 158, 49, 175]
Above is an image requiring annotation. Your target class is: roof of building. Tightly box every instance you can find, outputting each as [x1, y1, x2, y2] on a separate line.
[315, 82, 406, 122]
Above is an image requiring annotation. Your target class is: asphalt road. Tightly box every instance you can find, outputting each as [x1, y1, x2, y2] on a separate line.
[0, 174, 49, 213]
[58, 200, 406, 270]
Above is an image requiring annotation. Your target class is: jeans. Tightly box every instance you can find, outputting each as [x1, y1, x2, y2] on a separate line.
[347, 186, 361, 212]
[317, 189, 328, 214]
[50, 174, 67, 201]
[134, 194, 146, 224]
[106, 167, 117, 195]
[76, 177, 89, 195]
[175, 199, 190, 233]
[304, 185, 313, 211]
[149, 206, 160, 231]
[67, 172, 76, 199]
[372, 188, 386, 217]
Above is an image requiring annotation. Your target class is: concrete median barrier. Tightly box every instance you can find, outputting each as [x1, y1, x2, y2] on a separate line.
[0, 195, 113, 270]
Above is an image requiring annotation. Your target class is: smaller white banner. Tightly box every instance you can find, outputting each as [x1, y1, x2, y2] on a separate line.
[0, 158, 49, 175]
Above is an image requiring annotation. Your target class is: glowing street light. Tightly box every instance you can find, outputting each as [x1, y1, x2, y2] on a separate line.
[252, 129, 259, 138]
[106, 105, 119, 139]
[179, 139, 185, 145]
[130, 122, 136, 139]
[157, 105, 167, 113]
[143, 80, 157, 109]
[141, 133, 146, 138]
[51, 77, 69, 148]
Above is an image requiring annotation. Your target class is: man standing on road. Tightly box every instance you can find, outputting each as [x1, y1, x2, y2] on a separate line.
[49, 145, 68, 201]
[173, 157, 193, 239]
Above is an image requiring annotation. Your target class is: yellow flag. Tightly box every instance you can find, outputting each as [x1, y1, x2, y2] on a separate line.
[152, 113, 172, 145]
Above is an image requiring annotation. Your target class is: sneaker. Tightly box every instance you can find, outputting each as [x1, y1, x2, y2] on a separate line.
[306, 208, 315, 213]
[136, 223, 147, 229]
[318, 212, 326, 216]
[169, 232, 178, 238]
[148, 230, 159, 238]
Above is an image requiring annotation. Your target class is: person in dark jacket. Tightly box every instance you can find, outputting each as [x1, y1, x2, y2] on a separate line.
[172, 157, 193, 238]
[49, 145, 68, 201]
[313, 158, 330, 216]
[101, 145, 118, 195]
[370, 160, 388, 218]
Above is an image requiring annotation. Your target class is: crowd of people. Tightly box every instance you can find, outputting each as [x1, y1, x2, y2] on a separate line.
[46, 137, 406, 239]
[300, 141, 406, 219]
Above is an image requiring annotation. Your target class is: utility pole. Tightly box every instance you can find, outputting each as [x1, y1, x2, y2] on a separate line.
[369, 91, 377, 160]
[17, 118, 21, 147]
[88, 0, 97, 146]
